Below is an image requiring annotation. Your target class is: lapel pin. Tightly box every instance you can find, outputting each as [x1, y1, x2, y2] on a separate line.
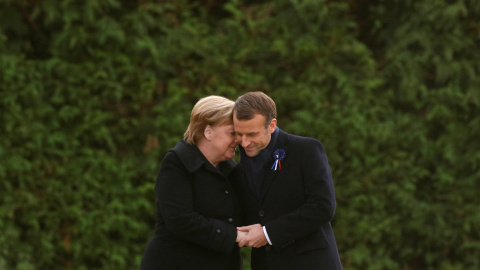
[271, 149, 285, 171]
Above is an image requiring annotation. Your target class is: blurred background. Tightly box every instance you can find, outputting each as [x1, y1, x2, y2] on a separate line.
[1, 0, 479, 269]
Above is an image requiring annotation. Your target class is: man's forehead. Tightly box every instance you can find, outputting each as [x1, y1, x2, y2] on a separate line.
[233, 119, 264, 132]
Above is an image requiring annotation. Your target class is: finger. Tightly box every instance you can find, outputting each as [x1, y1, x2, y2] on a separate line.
[238, 238, 248, 247]
[237, 225, 254, 229]
[237, 226, 252, 232]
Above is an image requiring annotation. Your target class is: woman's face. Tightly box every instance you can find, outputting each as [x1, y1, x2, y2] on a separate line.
[210, 124, 238, 161]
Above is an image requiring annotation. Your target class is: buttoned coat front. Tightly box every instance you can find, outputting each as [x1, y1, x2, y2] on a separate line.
[140, 140, 243, 270]
[234, 129, 343, 270]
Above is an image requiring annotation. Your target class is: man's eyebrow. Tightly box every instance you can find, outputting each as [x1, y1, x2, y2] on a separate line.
[235, 131, 259, 135]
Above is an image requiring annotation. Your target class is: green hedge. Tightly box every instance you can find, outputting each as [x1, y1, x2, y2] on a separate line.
[1, 0, 479, 269]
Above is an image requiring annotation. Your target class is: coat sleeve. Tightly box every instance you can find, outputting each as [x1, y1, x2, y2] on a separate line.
[155, 152, 237, 254]
[265, 139, 337, 247]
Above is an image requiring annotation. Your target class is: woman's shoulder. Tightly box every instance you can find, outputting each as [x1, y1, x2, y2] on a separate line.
[162, 140, 206, 173]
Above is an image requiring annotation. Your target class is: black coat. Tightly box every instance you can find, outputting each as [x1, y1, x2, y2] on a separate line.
[234, 129, 343, 270]
[140, 140, 243, 270]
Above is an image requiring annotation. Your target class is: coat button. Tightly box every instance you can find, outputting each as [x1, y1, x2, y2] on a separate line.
[265, 246, 271, 251]
[258, 210, 265, 217]
[216, 229, 221, 234]
[228, 218, 233, 223]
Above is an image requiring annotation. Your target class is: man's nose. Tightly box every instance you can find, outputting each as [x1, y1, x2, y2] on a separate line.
[235, 135, 249, 147]
[241, 138, 250, 148]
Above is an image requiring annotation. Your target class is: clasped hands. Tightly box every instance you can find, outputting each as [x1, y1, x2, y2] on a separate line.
[235, 223, 268, 248]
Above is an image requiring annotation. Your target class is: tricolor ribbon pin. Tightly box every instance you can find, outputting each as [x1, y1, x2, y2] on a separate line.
[271, 149, 285, 171]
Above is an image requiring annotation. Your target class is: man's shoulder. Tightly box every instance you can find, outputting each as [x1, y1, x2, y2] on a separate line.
[282, 130, 323, 148]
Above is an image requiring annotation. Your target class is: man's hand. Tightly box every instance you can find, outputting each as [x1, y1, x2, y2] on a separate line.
[237, 224, 268, 248]
[236, 231, 248, 243]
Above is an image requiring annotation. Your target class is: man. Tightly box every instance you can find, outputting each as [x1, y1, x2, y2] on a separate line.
[233, 92, 342, 270]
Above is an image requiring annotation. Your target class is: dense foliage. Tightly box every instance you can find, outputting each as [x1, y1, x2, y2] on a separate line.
[1, 0, 479, 269]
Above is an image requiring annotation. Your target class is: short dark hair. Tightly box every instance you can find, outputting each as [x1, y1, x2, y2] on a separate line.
[233, 91, 276, 129]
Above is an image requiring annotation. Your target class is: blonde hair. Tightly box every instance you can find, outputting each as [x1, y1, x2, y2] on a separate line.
[184, 96, 235, 144]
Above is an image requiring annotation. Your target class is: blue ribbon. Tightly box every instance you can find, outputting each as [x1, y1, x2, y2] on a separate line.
[271, 149, 285, 171]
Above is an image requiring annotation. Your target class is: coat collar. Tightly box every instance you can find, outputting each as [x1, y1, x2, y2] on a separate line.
[171, 140, 235, 176]
[259, 128, 290, 200]
[238, 128, 290, 203]
[273, 128, 289, 151]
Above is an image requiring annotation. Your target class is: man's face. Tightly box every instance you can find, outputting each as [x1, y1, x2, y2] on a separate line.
[233, 113, 277, 157]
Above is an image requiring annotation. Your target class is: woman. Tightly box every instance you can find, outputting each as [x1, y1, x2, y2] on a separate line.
[140, 96, 245, 270]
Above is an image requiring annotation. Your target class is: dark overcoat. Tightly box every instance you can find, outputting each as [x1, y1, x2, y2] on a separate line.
[140, 140, 243, 270]
[234, 129, 343, 270]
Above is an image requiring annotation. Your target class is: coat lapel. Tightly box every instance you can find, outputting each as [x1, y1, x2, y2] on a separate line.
[258, 130, 289, 204]
[237, 158, 261, 205]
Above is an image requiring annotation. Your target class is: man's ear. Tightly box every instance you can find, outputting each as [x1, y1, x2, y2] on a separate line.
[268, 118, 277, 134]
[204, 125, 213, 141]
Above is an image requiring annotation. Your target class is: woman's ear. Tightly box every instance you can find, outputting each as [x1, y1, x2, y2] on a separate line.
[204, 125, 213, 141]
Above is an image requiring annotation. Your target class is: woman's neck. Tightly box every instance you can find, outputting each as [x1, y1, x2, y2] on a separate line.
[197, 139, 219, 167]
